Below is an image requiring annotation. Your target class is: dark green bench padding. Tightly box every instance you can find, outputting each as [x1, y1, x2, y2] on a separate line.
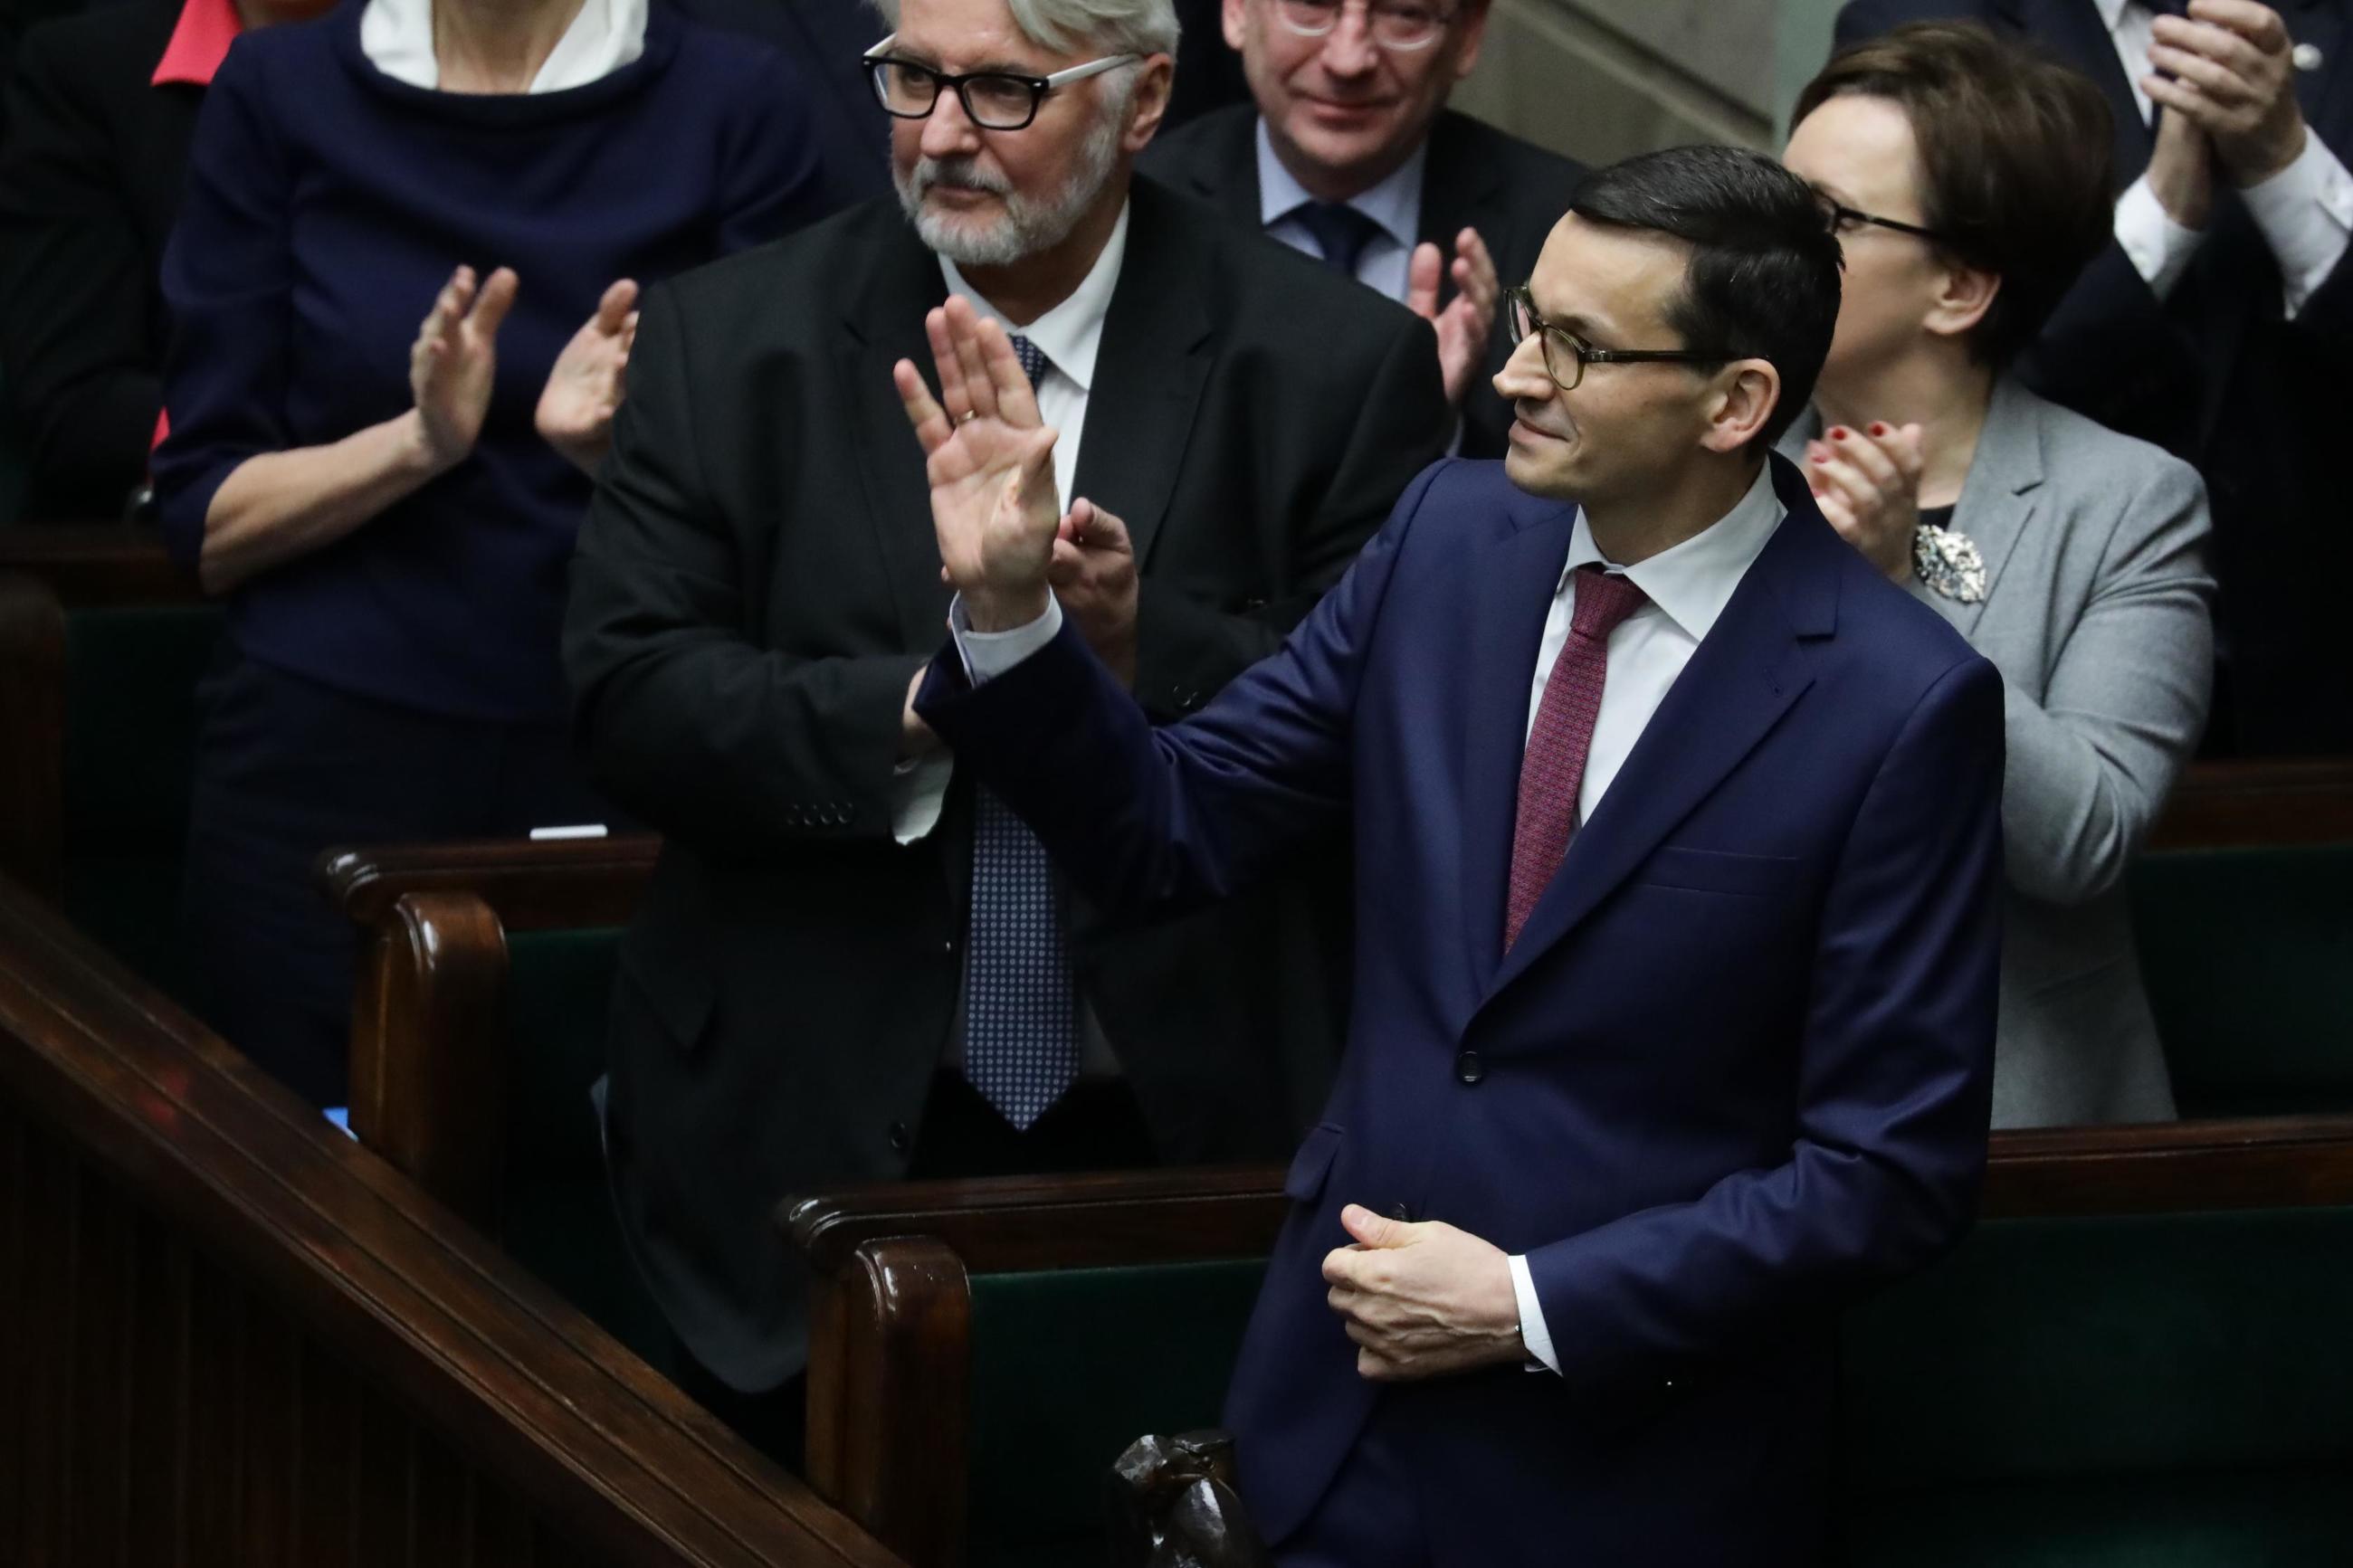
[58, 603, 224, 1003]
[2130, 844, 2353, 1117]
[966, 1259, 1267, 1568]
[944, 1207, 2353, 1567]
[1843, 1206, 2353, 1565]
[497, 926, 678, 1376]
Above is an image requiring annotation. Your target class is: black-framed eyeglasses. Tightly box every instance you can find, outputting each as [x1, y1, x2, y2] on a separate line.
[1269, 0, 1458, 51]
[1813, 190, 1949, 245]
[1504, 286, 1729, 393]
[863, 33, 1140, 131]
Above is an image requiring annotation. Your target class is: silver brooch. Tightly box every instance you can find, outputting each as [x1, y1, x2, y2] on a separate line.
[1913, 522, 1986, 603]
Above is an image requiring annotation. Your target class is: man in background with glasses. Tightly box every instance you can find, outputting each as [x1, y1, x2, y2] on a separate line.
[563, 0, 1447, 1464]
[1142, 0, 1584, 459]
[909, 144, 2004, 1563]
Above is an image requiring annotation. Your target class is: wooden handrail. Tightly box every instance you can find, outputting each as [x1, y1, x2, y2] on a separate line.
[322, 833, 663, 934]
[2147, 759, 2353, 850]
[0, 527, 200, 604]
[0, 870, 904, 1568]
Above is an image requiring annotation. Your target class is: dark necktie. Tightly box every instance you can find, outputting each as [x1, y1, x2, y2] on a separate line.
[1505, 565, 1650, 952]
[1293, 201, 1383, 280]
[962, 330, 1079, 1129]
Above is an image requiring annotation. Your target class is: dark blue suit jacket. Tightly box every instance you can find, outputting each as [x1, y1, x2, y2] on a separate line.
[918, 456, 2005, 1563]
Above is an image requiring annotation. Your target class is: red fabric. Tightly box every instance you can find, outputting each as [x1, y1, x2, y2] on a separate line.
[1504, 564, 1648, 952]
[151, 0, 243, 87]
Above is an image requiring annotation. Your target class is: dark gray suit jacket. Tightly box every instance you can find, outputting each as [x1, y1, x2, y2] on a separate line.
[1141, 103, 1586, 460]
[563, 177, 1450, 1391]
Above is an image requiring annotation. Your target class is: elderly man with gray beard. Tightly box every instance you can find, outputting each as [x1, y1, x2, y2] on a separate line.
[561, 0, 1449, 1465]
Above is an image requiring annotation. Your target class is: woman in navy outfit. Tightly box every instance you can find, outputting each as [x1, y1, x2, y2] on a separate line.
[153, 0, 835, 1106]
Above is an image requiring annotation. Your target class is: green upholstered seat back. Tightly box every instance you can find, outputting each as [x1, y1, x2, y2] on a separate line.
[2130, 845, 2353, 1117]
[965, 1259, 1267, 1568]
[58, 604, 224, 1001]
[495, 926, 675, 1373]
[1843, 1206, 2353, 1565]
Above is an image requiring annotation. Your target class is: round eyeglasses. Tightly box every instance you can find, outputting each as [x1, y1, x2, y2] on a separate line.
[1504, 287, 1730, 393]
[1270, 0, 1458, 52]
[864, 40, 1140, 131]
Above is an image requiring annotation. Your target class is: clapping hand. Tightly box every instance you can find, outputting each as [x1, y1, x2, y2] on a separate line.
[893, 297, 1062, 632]
[1805, 422, 1924, 584]
[2147, 0, 2310, 187]
[1047, 498, 1139, 685]
[1407, 226, 1500, 408]
[410, 264, 518, 470]
[538, 279, 639, 475]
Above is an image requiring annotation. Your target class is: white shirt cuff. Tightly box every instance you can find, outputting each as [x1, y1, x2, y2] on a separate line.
[1508, 1253, 1561, 1375]
[2238, 129, 2353, 318]
[888, 752, 953, 844]
[2114, 174, 2205, 300]
[948, 592, 1063, 684]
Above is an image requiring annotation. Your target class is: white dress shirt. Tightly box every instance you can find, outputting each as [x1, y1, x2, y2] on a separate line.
[891, 203, 1131, 845]
[1256, 116, 1426, 303]
[956, 463, 1788, 1373]
[2100, 0, 2352, 317]
[360, 0, 649, 90]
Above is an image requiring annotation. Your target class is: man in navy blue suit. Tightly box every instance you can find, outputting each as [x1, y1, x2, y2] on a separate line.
[901, 146, 2005, 1566]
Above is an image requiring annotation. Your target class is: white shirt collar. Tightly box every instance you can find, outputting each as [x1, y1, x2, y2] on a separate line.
[1558, 462, 1785, 644]
[2092, 0, 2132, 32]
[937, 200, 1130, 394]
[1254, 115, 1426, 254]
[359, 0, 648, 92]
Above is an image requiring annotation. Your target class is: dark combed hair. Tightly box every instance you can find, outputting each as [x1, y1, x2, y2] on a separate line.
[1794, 21, 2115, 368]
[1567, 145, 1844, 451]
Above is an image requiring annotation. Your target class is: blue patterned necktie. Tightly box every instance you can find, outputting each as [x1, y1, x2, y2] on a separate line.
[962, 331, 1078, 1130]
[1293, 201, 1383, 280]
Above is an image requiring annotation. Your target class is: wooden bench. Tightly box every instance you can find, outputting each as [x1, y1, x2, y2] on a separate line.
[0, 529, 215, 1003]
[786, 1117, 2353, 1568]
[0, 867, 904, 1568]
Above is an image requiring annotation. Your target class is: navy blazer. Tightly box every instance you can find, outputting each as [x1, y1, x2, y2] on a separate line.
[918, 455, 2005, 1563]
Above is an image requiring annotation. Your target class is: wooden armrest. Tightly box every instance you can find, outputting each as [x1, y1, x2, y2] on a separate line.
[2149, 759, 2353, 851]
[321, 833, 662, 934]
[0, 527, 200, 605]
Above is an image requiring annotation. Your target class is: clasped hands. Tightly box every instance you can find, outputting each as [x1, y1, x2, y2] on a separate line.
[408, 264, 639, 479]
[2144, 0, 2312, 229]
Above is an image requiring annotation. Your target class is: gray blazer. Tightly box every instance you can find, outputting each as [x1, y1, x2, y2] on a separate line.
[1786, 378, 2215, 1127]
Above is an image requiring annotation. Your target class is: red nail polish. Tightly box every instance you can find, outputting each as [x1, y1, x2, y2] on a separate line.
[1810, 452, 1828, 463]
[1829, 427, 1848, 441]
[1869, 422, 1888, 436]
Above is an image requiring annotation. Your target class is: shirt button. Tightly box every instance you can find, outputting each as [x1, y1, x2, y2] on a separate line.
[888, 1121, 911, 1154]
[1455, 1050, 1486, 1085]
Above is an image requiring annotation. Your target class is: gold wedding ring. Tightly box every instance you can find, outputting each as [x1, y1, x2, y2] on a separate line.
[958, 410, 978, 424]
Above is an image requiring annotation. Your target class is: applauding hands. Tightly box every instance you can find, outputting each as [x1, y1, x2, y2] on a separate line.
[1805, 422, 1924, 584]
[409, 263, 642, 476]
[1407, 226, 1500, 409]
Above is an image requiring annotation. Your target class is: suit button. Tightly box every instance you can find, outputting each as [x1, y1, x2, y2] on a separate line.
[1455, 1050, 1485, 1085]
[888, 1121, 910, 1154]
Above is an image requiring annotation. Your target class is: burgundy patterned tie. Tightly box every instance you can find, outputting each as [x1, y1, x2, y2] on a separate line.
[1504, 564, 1649, 952]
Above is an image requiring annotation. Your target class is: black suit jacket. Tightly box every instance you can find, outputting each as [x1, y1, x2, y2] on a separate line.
[1140, 103, 1586, 460]
[0, 0, 192, 521]
[562, 177, 1451, 1390]
[1836, 0, 2353, 752]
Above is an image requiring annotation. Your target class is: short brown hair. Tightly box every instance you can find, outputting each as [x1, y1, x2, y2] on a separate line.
[1794, 21, 2113, 368]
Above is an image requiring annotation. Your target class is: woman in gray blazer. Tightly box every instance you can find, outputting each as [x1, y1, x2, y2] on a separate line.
[1782, 23, 2215, 1127]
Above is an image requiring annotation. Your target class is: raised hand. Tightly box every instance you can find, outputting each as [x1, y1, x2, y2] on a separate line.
[893, 297, 1062, 632]
[1805, 421, 1924, 584]
[409, 264, 519, 471]
[1048, 497, 1139, 685]
[537, 279, 639, 475]
[2147, 0, 2308, 187]
[2146, 104, 2218, 231]
[1406, 226, 1500, 408]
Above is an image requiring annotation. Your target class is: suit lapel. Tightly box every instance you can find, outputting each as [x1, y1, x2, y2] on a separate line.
[1943, 378, 2045, 637]
[1170, 107, 1266, 227]
[1481, 460, 1837, 1004]
[1458, 499, 1579, 987]
[839, 223, 955, 651]
[1415, 111, 1510, 258]
[1071, 188, 1214, 565]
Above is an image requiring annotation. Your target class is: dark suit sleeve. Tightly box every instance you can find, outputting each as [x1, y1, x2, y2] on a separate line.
[1129, 312, 1448, 717]
[563, 282, 930, 853]
[1523, 651, 2005, 1398]
[919, 461, 1450, 916]
[0, 23, 160, 519]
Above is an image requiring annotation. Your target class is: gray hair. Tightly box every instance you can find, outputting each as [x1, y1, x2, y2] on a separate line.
[867, 0, 1180, 60]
